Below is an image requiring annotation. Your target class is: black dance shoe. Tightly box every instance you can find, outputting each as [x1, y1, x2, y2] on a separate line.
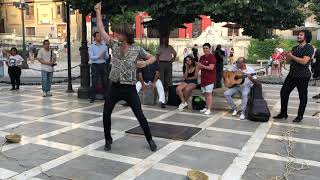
[104, 138, 113, 151]
[273, 113, 288, 120]
[293, 116, 303, 123]
[148, 139, 157, 152]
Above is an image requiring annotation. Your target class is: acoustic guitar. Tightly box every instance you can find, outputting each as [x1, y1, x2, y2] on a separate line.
[223, 71, 256, 88]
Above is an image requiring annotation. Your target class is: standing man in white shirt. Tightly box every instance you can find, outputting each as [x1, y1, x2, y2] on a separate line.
[224, 57, 257, 120]
[89, 32, 110, 103]
[37, 40, 56, 97]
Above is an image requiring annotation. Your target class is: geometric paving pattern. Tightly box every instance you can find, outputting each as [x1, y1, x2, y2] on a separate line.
[0, 84, 319, 180]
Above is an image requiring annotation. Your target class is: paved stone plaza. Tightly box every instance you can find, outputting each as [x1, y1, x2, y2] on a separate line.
[0, 84, 319, 180]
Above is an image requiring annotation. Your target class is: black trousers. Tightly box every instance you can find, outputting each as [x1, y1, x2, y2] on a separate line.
[90, 64, 110, 100]
[216, 63, 224, 88]
[103, 82, 153, 142]
[280, 75, 310, 117]
[8, 66, 21, 89]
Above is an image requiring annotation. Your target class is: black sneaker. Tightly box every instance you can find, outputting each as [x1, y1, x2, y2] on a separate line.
[90, 99, 94, 103]
[10, 88, 15, 91]
[160, 102, 166, 109]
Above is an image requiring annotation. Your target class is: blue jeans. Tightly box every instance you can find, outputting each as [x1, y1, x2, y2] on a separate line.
[41, 70, 53, 93]
[224, 85, 251, 113]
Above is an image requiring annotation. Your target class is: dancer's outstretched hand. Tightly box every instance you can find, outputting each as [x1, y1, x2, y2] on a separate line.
[94, 2, 102, 12]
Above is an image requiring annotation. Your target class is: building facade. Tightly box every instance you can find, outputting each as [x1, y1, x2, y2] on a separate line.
[0, 0, 81, 41]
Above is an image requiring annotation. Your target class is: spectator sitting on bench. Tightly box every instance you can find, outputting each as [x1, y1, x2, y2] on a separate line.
[136, 61, 166, 108]
[177, 55, 199, 111]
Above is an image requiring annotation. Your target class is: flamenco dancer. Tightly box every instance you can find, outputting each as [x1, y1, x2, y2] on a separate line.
[94, 2, 157, 151]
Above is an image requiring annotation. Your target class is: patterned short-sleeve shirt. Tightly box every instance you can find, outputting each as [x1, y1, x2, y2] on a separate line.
[289, 44, 314, 77]
[107, 39, 150, 85]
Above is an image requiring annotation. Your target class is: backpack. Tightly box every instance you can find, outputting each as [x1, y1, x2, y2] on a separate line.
[167, 85, 181, 106]
[192, 96, 206, 110]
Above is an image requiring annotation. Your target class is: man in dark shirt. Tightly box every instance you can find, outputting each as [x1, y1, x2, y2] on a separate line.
[137, 61, 166, 108]
[192, 44, 199, 62]
[273, 30, 314, 122]
[214, 45, 225, 88]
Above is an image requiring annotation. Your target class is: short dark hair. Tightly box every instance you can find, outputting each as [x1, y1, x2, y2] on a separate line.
[203, 43, 211, 48]
[93, 31, 99, 38]
[43, 39, 50, 45]
[237, 57, 246, 63]
[111, 23, 135, 45]
[10, 47, 18, 54]
[299, 30, 312, 43]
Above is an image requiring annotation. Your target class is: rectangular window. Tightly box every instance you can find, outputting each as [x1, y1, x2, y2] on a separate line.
[57, 5, 61, 15]
[26, 5, 34, 19]
[228, 28, 239, 36]
[26, 27, 35, 36]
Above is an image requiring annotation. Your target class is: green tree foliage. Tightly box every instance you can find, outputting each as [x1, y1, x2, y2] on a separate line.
[67, 0, 310, 42]
[309, 0, 320, 22]
[205, 0, 306, 39]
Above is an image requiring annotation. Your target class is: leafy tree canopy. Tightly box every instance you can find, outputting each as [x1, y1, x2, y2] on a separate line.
[68, 0, 313, 40]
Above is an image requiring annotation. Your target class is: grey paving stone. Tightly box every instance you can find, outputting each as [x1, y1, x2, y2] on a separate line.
[162, 113, 209, 125]
[45, 128, 104, 147]
[287, 107, 318, 116]
[268, 124, 320, 141]
[258, 138, 320, 162]
[273, 115, 320, 127]
[96, 135, 169, 159]
[0, 143, 68, 174]
[0, 104, 34, 113]
[13, 108, 66, 118]
[160, 145, 237, 175]
[3, 121, 65, 137]
[2, 96, 36, 102]
[23, 99, 66, 106]
[51, 101, 92, 109]
[243, 157, 320, 180]
[211, 118, 261, 132]
[85, 104, 124, 113]
[136, 169, 186, 180]
[51, 112, 102, 123]
[190, 129, 251, 149]
[122, 109, 165, 120]
[35, 155, 132, 180]
[0, 117, 27, 127]
[89, 117, 139, 131]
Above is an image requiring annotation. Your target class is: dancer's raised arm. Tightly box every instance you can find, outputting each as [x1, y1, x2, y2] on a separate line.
[94, 2, 111, 43]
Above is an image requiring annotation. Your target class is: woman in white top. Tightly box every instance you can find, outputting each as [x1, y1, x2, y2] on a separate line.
[6, 47, 24, 90]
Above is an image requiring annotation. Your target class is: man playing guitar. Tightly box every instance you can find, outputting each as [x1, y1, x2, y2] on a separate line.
[224, 57, 257, 120]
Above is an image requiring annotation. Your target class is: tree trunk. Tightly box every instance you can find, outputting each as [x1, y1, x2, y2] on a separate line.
[159, 20, 170, 46]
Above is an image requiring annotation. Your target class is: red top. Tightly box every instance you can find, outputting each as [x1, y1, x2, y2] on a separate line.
[199, 54, 216, 87]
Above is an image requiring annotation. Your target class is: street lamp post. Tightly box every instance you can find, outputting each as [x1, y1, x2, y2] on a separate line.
[65, 1, 74, 93]
[20, 0, 26, 52]
[77, 13, 90, 99]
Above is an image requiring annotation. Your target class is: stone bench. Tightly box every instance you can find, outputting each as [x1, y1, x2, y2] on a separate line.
[139, 86, 241, 110]
[257, 59, 269, 67]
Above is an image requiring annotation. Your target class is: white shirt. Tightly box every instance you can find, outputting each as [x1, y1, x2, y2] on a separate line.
[229, 64, 257, 86]
[7, 55, 24, 67]
[37, 48, 55, 72]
